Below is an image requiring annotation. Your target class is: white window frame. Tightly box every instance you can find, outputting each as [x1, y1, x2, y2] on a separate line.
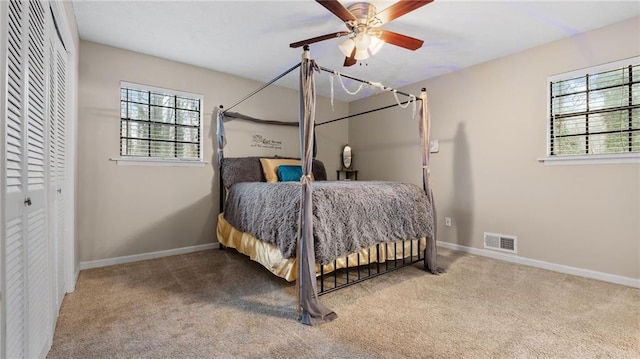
[112, 81, 206, 167]
[541, 57, 640, 166]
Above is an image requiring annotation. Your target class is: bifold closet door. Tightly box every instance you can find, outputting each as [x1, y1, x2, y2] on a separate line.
[3, 0, 53, 358]
[47, 11, 67, 311]
[4, 0, 28, 356]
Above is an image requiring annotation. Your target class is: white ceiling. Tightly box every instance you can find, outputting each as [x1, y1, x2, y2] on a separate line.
[72, 0, 640, 102]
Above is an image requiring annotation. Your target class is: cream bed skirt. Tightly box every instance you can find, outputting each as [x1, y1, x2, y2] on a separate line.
[217, 213, 425, 282]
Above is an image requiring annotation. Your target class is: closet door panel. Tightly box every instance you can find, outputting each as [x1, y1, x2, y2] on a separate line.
[47, 21, 67, 309]
[4, 0, 27, 357]
[54, 44, 67, 305]
[24, 0, 51, 356]
[4, 0, 59, 357]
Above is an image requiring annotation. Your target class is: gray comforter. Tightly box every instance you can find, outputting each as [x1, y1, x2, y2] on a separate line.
[223, 181, 434, 265]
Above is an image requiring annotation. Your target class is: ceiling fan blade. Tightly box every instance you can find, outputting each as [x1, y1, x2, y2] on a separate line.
[316, 0, 358, 22]
[289, 31, 351, 48]
[376, 0, 433, 25]
[380, 30, 424, 50]
[344, 47, 357, 67]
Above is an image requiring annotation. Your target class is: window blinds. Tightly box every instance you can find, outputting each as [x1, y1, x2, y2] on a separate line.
[550, 64, 640, 156]
[120, 85, 202, 160]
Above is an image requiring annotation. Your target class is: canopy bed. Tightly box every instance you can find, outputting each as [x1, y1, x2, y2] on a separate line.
[216, 47, 439, 325]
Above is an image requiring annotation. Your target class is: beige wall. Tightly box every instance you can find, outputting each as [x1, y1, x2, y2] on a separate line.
[350, 17, 640, 279]
[78, 41, 348, 262]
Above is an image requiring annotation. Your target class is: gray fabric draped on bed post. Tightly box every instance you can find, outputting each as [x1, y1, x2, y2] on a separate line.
[216, 107, 227, 214]
[298, 48, 337, 325]
[216, 106, 226, 168]
[419, 89, 440, 274]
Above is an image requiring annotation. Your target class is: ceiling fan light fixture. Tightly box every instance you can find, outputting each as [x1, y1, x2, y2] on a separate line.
[338, 38, 356, 57]
[339, 32, 381, 61]
[354, 32, 371, 50]
[369, 36, 385, 55]
[354, 48, 370, 61]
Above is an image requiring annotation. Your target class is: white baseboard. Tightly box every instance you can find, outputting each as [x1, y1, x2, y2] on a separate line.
[437, 241, 640, 289]
[79, 243, 220, 271]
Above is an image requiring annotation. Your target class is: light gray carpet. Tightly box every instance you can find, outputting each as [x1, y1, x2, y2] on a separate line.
[47, 248, 640, 358]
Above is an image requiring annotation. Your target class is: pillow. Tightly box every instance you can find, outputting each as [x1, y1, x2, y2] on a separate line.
[277, 165, 303, 182]
[310, 159, 327, 181]
[272, 156, 328, 181]
[260, 158, 302, 182]
[220, 157, 265, 188]
[221, 157, 326, 188]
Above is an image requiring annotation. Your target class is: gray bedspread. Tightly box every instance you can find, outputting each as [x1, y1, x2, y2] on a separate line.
[223, 181, 434, 264]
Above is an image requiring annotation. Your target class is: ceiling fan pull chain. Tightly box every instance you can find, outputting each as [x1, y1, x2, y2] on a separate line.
[337, 72, 364, 95]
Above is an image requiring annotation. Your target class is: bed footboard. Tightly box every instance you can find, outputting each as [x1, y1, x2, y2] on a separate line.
[318, 238, 426, 295]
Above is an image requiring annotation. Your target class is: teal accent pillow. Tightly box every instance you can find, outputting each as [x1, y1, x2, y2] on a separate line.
[277, 165, 303, 182]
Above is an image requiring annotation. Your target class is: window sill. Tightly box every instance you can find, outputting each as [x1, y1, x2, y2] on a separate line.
[111, 157, 208, 167]
[538, 153, 640, 166]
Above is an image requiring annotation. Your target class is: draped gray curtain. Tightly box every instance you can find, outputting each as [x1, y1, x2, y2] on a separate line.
[419, 90, 439, 274]
[216, 107, 226, 168]
[297, 51, 337, 325]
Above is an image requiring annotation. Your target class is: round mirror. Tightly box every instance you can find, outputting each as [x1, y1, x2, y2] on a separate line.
[342, 145, 352, 169]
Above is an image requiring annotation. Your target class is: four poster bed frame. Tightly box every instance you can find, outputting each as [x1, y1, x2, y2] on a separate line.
[216, 47, 439, 325]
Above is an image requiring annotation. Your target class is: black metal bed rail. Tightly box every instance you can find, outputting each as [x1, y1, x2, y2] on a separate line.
[318, 239, 425, 296]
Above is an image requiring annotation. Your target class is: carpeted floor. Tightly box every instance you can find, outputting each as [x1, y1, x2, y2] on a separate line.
[47, 248, 640, 359]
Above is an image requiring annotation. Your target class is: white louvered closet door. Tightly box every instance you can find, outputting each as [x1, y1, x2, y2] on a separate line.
[4, 0, 28, 357]
[47, 11, 67, 311]
[25, 1, 52, 357]
[3, 0, 53, 358]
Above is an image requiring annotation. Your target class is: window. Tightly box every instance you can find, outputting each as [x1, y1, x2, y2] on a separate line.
[547, 58, 640, 162]
[119, 82, 203, 163]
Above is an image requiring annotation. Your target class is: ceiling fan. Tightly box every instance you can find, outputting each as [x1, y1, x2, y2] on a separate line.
[290, 0, 433, 67]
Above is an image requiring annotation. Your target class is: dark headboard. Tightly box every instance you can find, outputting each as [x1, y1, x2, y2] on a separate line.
[220, 156, 327, 189]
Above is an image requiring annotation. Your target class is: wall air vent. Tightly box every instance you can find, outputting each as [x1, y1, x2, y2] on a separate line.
[483, 232, 517, 254]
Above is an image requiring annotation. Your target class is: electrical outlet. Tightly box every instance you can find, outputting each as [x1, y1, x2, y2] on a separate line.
[429, 139, 439, 153]
[445, 217, 452, 227]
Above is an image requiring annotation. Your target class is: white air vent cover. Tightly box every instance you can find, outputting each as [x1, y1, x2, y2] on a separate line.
[484, 232, 517, 254]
